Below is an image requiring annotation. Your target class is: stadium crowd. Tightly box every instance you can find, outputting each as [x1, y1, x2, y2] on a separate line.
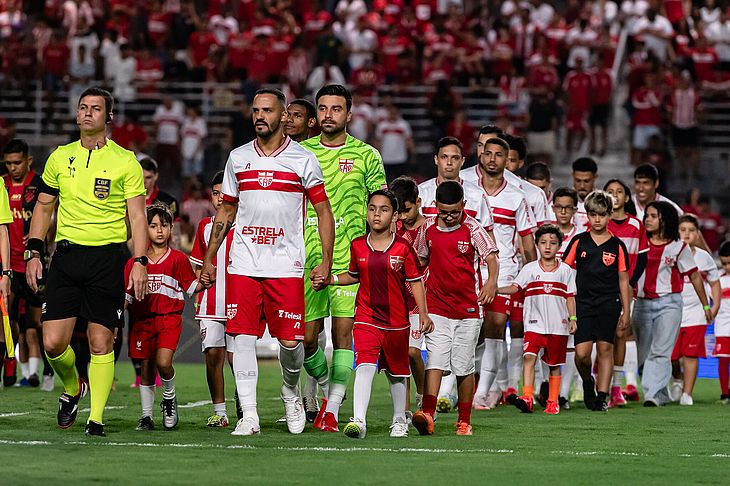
[0, 0, 729, 439]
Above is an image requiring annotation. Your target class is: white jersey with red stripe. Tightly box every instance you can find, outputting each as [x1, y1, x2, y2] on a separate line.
[715, 271, 730, 337]
[608, 215, 649, 278]
[481, 178, 536, 285]
[512, 259, 576, 335]
[417, 177, 494, 231]
[681, 248, 719, 327]
[632, 193, 684, 221]
[125, 249, 198, 316]
[220, 136, 328, 278]
[557, 223, 580, 259]
[504, 169, 550, 225]
[637, 240, 697, 299]
[190, 216, 235, 320]
[575, 199, 589, 233]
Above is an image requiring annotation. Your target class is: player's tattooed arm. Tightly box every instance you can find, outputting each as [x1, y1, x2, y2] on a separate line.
[200, 200, 237, 288]
[520, 233, 537, 263]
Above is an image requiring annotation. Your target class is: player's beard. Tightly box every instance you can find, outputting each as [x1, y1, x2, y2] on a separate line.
[319, 119, 346, 136]
[255, 120, 280, 140]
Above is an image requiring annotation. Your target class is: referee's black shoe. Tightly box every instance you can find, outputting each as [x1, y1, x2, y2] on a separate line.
[84, 420, 106, 437]
[57, 379, 88, 429]
[583, 376, 597, 410]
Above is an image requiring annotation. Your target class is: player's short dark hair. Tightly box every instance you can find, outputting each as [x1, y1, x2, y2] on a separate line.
[503, 134, 527, 160]
[78, 87, 114, 118]
[368, 189, 399, 212]
[288, 98, 316, 119]
[435, 136, 463, 154]
[603, 178, 637, 215]
[719, 240, 730, 257]
[525, 162, 550, 181]
[255, 88, 286, 108]
[315, 84, 352, 111]
[390, 176, 419, 206]
[2, 138, 29, 157]
[646, 200, 679, 241]
[139, 157, 159, 173]
[679, 213, 700, 229]
[147, 202, 174, 226]
[572, 156, 598, 174]
[535, 224, 563, 244]
[483, 137, 510, 153]
[211, 170, 224, 187]
[478, 124, 504, 138]
[553, 187, 578, 207]
[435, 180, 464, 205]
[634, 163, 659, 182]
[584, 190, 614, 215]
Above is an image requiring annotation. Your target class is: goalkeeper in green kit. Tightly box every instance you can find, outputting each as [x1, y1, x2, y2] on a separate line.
[301, 85, 387, 432]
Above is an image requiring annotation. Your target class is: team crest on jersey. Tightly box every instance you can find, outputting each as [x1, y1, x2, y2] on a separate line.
[148, 275, 163, 293]
[93, 178, 111, 200]
[543, 284, 553, 293]
[24, 187, 36, 204]
[226, 304, 238, 319]
[257, 171, 274, 188]
[602, 251, 616, 266]
[457, 241, 469, 253]
[665, 256, 676, 267]
[389, 255, 404, 271]
[338, 159, 354, 173]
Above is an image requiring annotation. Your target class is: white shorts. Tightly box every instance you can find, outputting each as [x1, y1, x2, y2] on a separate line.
[409, 314, 424, 349]
[199, 319, 232, 352]
[425, 315, 482, 376]
[632, 125, 661, 150]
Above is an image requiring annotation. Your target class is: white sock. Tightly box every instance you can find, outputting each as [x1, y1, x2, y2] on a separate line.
[325, 383, 346, 419]
[561, 351, 576, 398]
[507, 338, 523, 390]
[352, 364, 376, 424]
[386, 373, 407, 423]
[233, 334, 259, 418]
[438, 372, 456, 398]
[213, 402, 226, 417]
[318, 329, 327, 351]
[29, 357, 40, 376]
[317, 330, 328, 397]
[279, 342, 304, 397]
[140, 384, 155, 417]
[304, 374, 318, 400]
[494, 340, 507, 391]
[475, 341, 485, 372]
[161, 374, 176, 400]
[624, 341, 638, 387]
[476, 339, 501, 397]
[20, 361, 29, 379]
[612, 366, 624, 388]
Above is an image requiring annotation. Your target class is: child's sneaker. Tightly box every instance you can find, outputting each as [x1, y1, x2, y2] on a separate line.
[544, 400, 560, 415]
[343, 418, 366, 439]
[412, 410, 434, 436]
[670, 380, 683, 402]
[609, 386, 627, 408]
[513, 395, 534, 413]
[455, 421, 472, 435]
[136, 415, 154, 430]
[558, 396, 571, 410]
[622, 384, 640, 402]
[715, 395, 730, 405]
[504, 387, 519, 405]
[206, 414, 229, 427]
[231, 416, 260, 436]
[484, 390, 502, 409]
[389, 417, 408, 438]
[679, 393, 693, 406]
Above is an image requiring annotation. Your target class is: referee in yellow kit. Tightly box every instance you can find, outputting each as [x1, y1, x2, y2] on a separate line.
[25, 87, 149, 436]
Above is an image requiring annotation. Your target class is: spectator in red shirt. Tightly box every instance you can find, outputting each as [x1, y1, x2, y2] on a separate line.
[447, 109, 475, 157]
[302, 5, 332, 48]
[350, 59, 383, 97]
[105, 10, 130, 41]
[135, 47, 164, 95]
[456, 27, 487, 86]
[113, 112, 148, 154]
[563, 56, 592, 155]
[527, 42, 560, 95]
[42, 30, 70, 92]
[589, 55, 613, 156]
[690, 36, 718, 83]
[489, 23, 515, 81]
[187, 17, 217, 82]
[147, 0, 171, 48]
[380, 26, 412, 83]
[631, 71, 662, 164]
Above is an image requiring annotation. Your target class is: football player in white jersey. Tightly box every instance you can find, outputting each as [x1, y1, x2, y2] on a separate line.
[571, 157, 598, 232]
[200, 88, 335, 436]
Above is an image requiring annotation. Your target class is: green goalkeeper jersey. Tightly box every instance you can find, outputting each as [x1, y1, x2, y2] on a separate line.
[302, 134, 387, 269]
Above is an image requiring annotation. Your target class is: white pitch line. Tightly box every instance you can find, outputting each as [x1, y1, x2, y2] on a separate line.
[178, 400, 212, 409]
[0, 412, 30, 418]
[79, 406, 127, 413]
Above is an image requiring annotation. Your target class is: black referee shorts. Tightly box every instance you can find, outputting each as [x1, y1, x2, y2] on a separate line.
[42, 242, 127, 329]
[575, 300, 622, 345]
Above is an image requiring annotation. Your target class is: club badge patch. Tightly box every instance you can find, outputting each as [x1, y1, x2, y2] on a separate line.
[338, 159, 354, 173]
[389, 255, 404, 271]
[258, 171, 274, 188]
[602, 251, 616, 266]
[148, 275, 163, 293]
[94, 178, 111, 200]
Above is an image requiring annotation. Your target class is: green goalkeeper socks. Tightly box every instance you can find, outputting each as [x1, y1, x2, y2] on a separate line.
[303, 347, 329, 381]
[330, 349, 354, 386]
[46, 346, 79, 396]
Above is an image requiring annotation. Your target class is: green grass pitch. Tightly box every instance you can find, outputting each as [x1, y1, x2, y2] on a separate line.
[1, 361, 729, 485]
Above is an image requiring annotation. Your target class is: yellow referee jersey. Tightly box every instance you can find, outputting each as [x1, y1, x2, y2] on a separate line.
[0, 178, 13, 225]
[42, 139, 145, 246]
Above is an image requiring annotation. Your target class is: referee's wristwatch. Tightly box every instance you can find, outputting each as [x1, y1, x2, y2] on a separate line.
[23, 250, 41, 262]
[133, 256, 149, 266]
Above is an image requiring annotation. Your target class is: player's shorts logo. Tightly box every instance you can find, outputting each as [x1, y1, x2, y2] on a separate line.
[226, 304, 238, 319]
[457, 241, 469, 253]
[338, 159, 354, 173]
[543, 284, 553, 293]
[148, 275, 163, 293]
[389, 255, 404, 271]
[200, 326, 207, 340]
[258, 171, 274, 188]
[136, 340, 142, 351]
[602, 251, 616, 266]
[93, 178, 111, 200]
[411, 329, 421, 340]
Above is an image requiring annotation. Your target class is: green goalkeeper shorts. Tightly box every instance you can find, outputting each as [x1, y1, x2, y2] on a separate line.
[304, 268, 358, 322]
